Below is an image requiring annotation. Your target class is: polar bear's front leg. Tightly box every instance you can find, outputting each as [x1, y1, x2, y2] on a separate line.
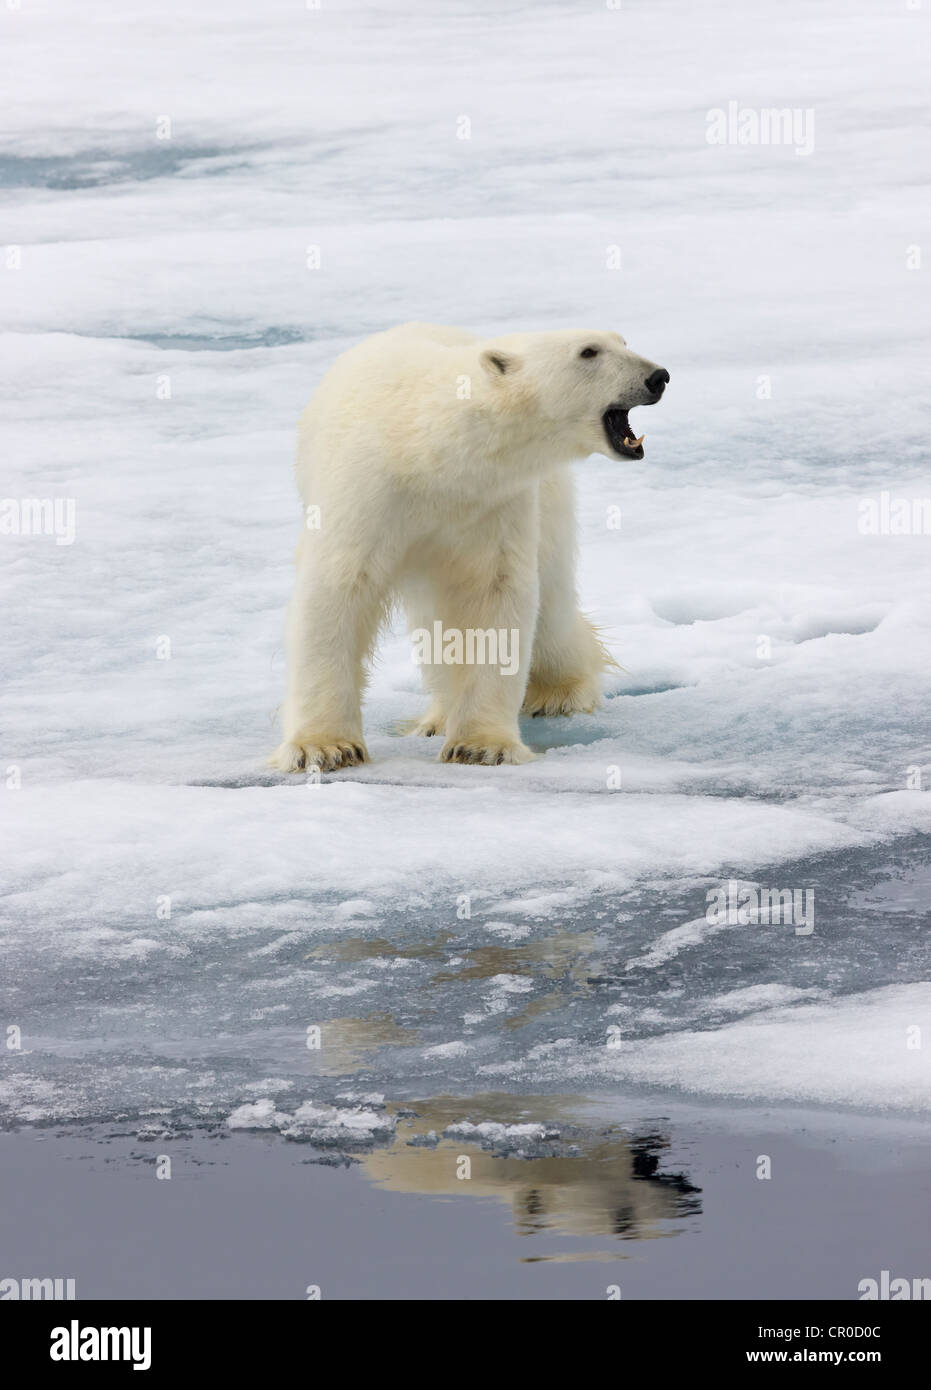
[522, 466, 614, 717]
[399, 577, 455, 738]
[270, 536, 385, 773]
[437, 500, 539, 767]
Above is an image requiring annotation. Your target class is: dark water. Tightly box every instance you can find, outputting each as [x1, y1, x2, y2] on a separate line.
[0, 1111, 926, 1299]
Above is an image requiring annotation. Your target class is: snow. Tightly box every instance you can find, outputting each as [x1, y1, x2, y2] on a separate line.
[1, 0, 929, 1131]
[444, 1121, 555, 1151]
[228, 1097, 396, 1145]
[590, 984, 931, 1112]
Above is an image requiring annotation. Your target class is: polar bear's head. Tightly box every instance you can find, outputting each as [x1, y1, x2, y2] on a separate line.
[478, 329, 668, 463]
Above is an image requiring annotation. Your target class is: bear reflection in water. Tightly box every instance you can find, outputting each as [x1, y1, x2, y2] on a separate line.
[359, 1106, 700, 1246]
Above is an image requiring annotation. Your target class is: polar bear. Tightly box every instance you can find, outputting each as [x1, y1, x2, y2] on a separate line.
[271, 322, 668, 771]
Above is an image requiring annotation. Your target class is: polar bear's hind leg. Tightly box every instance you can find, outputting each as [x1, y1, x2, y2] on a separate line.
[270, 533, 387, 773]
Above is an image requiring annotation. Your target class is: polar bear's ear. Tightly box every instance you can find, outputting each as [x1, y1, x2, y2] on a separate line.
[480, 349, 521, 378]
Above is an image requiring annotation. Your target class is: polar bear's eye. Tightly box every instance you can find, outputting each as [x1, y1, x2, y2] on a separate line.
[579, 346, 600, 359]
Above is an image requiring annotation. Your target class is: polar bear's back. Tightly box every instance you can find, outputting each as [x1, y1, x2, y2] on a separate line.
[303, 323, 478, 420]
[295, 323, 482, 500]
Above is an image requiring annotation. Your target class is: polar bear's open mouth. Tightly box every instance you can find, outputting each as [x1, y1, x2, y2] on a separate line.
[602, 407, 645, 460]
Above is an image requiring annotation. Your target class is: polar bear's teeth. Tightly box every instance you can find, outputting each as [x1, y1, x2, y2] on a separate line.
[624, 434, 645, 447]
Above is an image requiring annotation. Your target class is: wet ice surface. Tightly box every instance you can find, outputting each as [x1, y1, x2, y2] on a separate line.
[1, 0, 930, 1140]
[3, 822, 930, 1125]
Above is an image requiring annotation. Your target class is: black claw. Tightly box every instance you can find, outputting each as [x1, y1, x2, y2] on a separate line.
[495, 751, 505, 765]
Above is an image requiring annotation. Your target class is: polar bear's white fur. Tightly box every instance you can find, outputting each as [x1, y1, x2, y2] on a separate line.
[272, 322, 668, 771]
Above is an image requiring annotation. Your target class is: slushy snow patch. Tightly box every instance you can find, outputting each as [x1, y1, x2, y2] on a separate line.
[597, 985, 931, 1110]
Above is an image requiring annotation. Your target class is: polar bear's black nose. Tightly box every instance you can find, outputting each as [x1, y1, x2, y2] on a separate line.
[644, 368, 670, 397]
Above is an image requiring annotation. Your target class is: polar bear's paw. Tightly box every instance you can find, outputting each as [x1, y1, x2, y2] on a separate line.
[440, 737, 535, 766]
[402, 709, 447, 738]
[521, 673, 601, 718]
[269, 737, 369, 774]
[409, 718, 444, 737]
